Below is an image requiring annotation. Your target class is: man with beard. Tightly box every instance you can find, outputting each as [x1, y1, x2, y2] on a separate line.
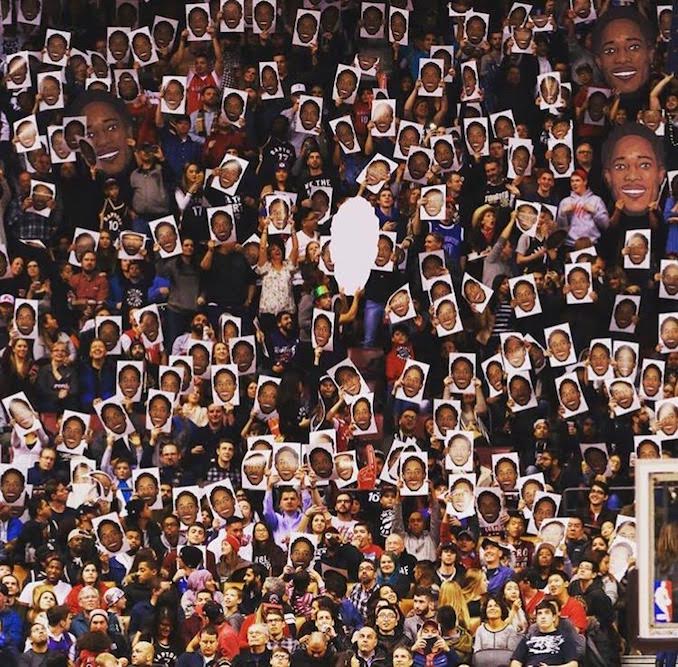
[189, 86, 220, 144]
[110, 260, 151, 323]
[186, 404, 237, 478]
[69, 251, 109, 313]
[265, 311, 299, 374]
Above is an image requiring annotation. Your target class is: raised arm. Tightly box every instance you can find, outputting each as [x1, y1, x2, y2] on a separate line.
[258, 227, 269, 267]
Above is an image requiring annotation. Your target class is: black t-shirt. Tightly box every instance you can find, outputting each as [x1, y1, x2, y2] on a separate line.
[204, 251, 256, 307]
[512, 627, 578, 666]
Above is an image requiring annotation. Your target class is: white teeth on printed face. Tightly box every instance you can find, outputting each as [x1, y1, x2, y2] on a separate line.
[613, 71, 636, 79]
[622, 188, 644, 196]
[98, 150, 119, 161]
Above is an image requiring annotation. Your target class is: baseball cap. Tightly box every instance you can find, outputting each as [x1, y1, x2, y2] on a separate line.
[276, 161, 289, 171]
[456, 529, 477, 542]
[422, 618, 440, 631]
[481, 537, 510, 553]
[180, 545, 203, 569]
[68, 529, 90, 542]
[314, 285, 330, 299]
[103, 587, 125, 608]
[0, 294, 15, 305]
[77, 504, 98, 516]
[291, 83, 306, 95]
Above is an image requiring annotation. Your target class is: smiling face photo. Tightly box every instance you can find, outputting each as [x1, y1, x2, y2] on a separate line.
[610, 380, 635, 410]
[243, 452, 268, 487]
[108, 29, 130, 62]
[547, 329, 573, 363]
[118, 365, 141, 398]
[389, 9, 407, 42]
[387, 289, 411, 319]
[209, 210, 234, 242]
[222, 0, 243, 29]
[447, 434, 472, 468]
[660, 316, 678, 351]
[298, 99, 320, 133]
[214, 368, 237, 403]
[7, 55, 28, 88]
[14, 302, 36, 336]
[450, 478, 474, 512]
[351, 397, 373, 431]
[260, 64, 280, 97]
[419, 61, 442, 95]
[593, 9, 653, 96]
[8, 398, 36, 430]
[603, 126, 665, 217]
[434, 403, 458, 436]
[312, 313, 332, 348]
[153, 221, 178, 254]
[513, 280, 537, 314]
[407, 151, 430, 181]
[567, 266, 591, 301]
[153, 20, 176, 49]
[362, 5, 383, 36]
[559, 379, 582, 413]
[335, 69, 358, 101]
[254, 1, 274, 31]
[435, 298, 458, 333]
[332, 453, 354, 483]
[334, 120, 356, 151]
[401, 455, 426, 493]
[641, 363, 662, 399]
[187, 6, 209, 38]
[308, 447, 333, 479]
[39, 75, 62, 107]
[509, 375, 532, 406]
[450, 358, 473, 391]
[295, 11, 318, 44]
[274, 446, 299, 481]
[231, 340, 254, 373]
[372, 102, 394, 135]
[163, 79, 185, 111]
[101, 404, 128, 434]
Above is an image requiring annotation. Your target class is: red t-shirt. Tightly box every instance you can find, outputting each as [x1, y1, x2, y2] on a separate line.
[560, 595, 588, 633]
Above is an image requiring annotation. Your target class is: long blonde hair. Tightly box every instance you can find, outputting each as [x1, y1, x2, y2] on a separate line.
[439, 580, 472, 629]
[461, 568, 486, 601]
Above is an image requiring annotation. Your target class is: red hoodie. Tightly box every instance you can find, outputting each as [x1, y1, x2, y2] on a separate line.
[385, 343, 414, 384]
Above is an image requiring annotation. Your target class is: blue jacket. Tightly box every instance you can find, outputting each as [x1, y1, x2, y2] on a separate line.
[78, 359, 116, 409]
[0, 607, 24, 649]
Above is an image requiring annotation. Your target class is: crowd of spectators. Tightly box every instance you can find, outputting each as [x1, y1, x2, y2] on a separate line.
[0, 1, 677, 667]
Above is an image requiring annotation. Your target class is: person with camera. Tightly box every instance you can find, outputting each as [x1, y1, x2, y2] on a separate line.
[129, 143, 171, 225]
[315, 527, 363, 583]
[410, 618, 459, 667]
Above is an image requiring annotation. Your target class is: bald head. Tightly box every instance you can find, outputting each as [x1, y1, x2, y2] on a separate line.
[306, 632, 328, 658]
